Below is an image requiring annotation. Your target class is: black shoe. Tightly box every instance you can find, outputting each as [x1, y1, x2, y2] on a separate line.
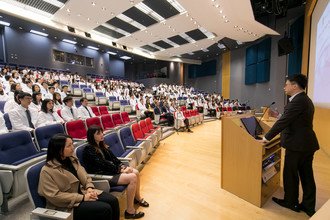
[124, 210, 145, 219]
[299, 203, 316, 217]
[187, 129, 193, 133]
[134, 198, 149, 207]
[272, 197, 300, 212]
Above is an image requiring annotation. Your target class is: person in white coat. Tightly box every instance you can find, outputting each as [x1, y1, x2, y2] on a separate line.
[36, 99, 64, 127]
[0, 111, 8, 134]
[61, 96, 80, 122]
[8, 92, 38, 132]
[77, 97, 96, 119]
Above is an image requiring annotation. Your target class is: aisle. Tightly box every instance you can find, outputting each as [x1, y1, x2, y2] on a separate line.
[137, 120, 329, 220]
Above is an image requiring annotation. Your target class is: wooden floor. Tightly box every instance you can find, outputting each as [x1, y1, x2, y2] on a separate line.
[137, 120, 330, 220]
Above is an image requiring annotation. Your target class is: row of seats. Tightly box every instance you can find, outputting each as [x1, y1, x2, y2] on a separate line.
[174, 109, 204, 130]
[0, 116, 163, 215]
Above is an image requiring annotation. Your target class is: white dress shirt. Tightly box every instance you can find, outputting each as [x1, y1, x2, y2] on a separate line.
[61, 105, 80, 122]
[8, 105, 38, 131]
[0, 93, 9, 102]
[78, 105, 96, 119]
[36, 111, 64, 128]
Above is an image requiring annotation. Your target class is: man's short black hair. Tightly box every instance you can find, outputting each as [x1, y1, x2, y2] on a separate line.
[63, 96, 73, 104]
[17, 92, 32, 100]
[287, 74, 308, 90]
[80, 97, 87, 103]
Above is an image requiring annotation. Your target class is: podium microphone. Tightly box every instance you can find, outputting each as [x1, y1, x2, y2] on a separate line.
[259, 101, 275, 123]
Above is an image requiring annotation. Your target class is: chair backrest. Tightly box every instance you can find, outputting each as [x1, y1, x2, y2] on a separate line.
[34, 124, 65, 150]
[181, 106, 186, 111]
[75, 100, 81, 108]
[101, 114, 115, 130]
[109, 96, 117, 102]
[57, 109, 62, 118]
[112, 113, 123, 125]
[183, 111, 189, 118]
[145, 117, 154, 130]
[139, 120, 149, 134]
[25, 160, 47, 208]
[90, 106, 100, 116]
[103, 132, 125, 157]
[80, 84, 88, 89]
[65, 120, 87, 139]
[83, 88, 92, 93]
[120, 100, 127, 105]
[85, 117, 102, 128]
[98, 106, 109, 115]
[0, 101, 6, 113]
[0, 130, 42, 165]
[71, 84, 79, 89]
[74, 143, 87, 167]
[131, 123, 144, 139]
[120, 112, 130, 123]
[3, 113, 12, 130]
[119, 127, 137, 147]
[95, 92, 104, 97]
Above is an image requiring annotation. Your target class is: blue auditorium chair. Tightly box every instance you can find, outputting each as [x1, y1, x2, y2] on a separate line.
[33, 124, 65, 151]
[82, 87, 94, 101]
[0, 130, 46, 213]
[0, 101, 5, 113]
[95, 92, 107, 105]
[3, 113, 12, 131]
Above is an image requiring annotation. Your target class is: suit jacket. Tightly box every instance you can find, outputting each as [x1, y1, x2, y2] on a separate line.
[265, 92, 319, 152]
[38, 156, 102, 212]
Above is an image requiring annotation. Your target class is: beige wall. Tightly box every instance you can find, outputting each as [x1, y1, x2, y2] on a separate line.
[302, 0, 330, 155]
[222, 52, 230, 99]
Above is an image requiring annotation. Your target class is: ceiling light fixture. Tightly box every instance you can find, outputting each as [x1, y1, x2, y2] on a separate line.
[62, 39, 77, 44]
[30, 30, 48, 37]
[107, 51, 117, 55]
[87, 46, 99, 50]
[0, 21, 10, 26]
[120, 56, 131, 60]
[92, 2, 96, 6]
[102, 7, 106, 11]
[66, 9, 71, 13]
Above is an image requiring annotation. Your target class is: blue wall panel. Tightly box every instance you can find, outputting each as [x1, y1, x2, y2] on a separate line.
[256, 60, 270, 83]
[245, 64, 257, 85]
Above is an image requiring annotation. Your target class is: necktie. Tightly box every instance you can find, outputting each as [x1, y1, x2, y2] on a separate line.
[84, 106, 92, 117]
[70, 108, 74, 117]
[26, 109, 35, 129]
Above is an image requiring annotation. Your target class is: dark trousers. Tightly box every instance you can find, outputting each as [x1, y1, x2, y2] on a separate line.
[283, 150, 316, 211]
[184, 118, 189, 129]
[73, 192, 120, 220]
[165, 113, 174, 126]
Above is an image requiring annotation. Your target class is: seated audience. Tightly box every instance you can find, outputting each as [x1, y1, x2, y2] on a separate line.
[77, 98, 95, 119]
[8, 92, 38, 131]
[61, 96, 80, 122]
[36, 99, 64, 127]
[83, 126, 148, 219]
[38, 134, 120, 220]
[53, 92, 63, 111]
[0, 111, 8, 134]
[0, 82, 9, 101]
[29, 92, 42, 112]
[174, 108, 192, 132]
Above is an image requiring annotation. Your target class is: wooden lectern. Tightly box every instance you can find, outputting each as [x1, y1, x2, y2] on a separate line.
[221, 114, 281, 207]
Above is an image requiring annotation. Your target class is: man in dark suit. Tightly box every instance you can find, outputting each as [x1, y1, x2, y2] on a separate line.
[262, 74, 319, 217]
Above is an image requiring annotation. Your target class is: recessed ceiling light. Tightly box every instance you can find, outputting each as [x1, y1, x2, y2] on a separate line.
[19, 27, 23, 30]
[186, 13, 189, 17]
[81, 44, 84, 46]
[190, 18, 193, 21]
[87, 46, 99, 50]
[102, 7, 106, 11]
[234, 25, 238, 28]
[54, 36, 57, 39]
[215, 4, 219, 8]
[96, 22, 99, 24]
[87, 18, 91, 21]
[0, 21, 10, 26]
[194, 21, 197, 24]
[111, 12, 114, 16]
[92, 2, 96, 6]
[225, 20, 229, 23]
[77, 14, 81, 16]
[222, 15, 226, 19]
[30, 30, 48, 37]
[107, 51, 117, 55]
[219, 10, 223, 13]
[74, 38, 76, 40]
[62, 39, 77, 44]
[66, 9, 71, 13]
[42, 28, 45, 31]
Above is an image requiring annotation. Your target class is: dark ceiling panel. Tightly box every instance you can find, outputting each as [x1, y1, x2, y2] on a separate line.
[94, 26, 125, 39]
[107, 17, 140, 34]
[143, 0, 180, 19]
[141, 45, 160, 52]
[123, 7, 158, 27]
[185, 29, 207, 41]
[220, 37, 239, 50]
[168, 35, 189, 45]
[15, 0, 60, 14]
[153, 40, 173, 49]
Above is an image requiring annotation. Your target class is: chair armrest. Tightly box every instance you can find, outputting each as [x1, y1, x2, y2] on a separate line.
[125, 146, 143, 150]
[0, 155, 46, 171]
[87, 174, 113, 181]
[0, 170, 14, 193]
[72, 138, 87, 142]
[117, 157, 132, 161]
[31, 207, 72, 220]
[137, 138, 151, 142]
[92, 180, 110, 192]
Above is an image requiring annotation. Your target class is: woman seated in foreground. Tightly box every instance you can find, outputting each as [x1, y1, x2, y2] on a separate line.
[83, 125, 149, 219]
[38, 133, 120, 220]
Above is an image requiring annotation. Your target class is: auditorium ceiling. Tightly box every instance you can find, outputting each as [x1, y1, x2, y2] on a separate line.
[0, 0, 283, 63]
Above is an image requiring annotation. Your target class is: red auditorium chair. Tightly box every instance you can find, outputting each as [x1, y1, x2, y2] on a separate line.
[145, 117, 162, 140]
[98, 106, 109, 115]
[90, 106, 101, 116]
[57, 109, 62, 118]
[100, 114, 116, 130]
[112, 113, 124, 126]
[131, 123, 154, 154]
[139, 120, 159, 143]
[64, 120, 87, 141]
[85, 117, 102, 129]
[120, 112, 135, 125]
[183, 110, 195, 125]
